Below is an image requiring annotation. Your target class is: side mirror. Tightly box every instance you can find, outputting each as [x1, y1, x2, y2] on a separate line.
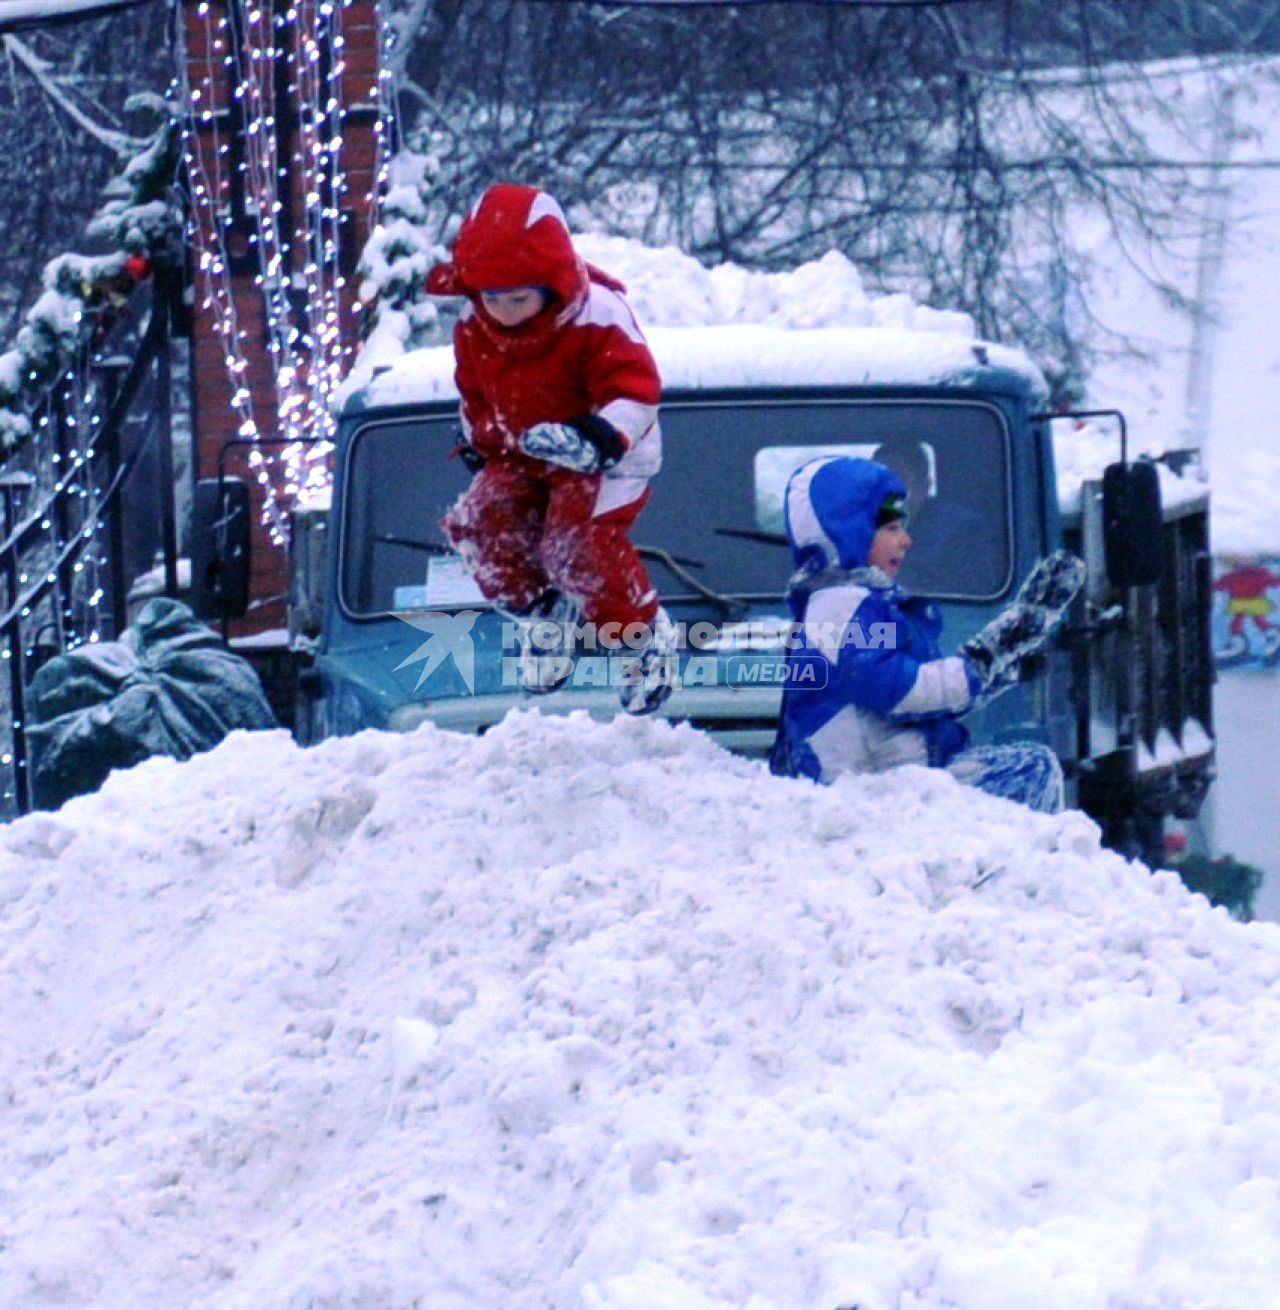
[1101, 460, 1162, 588]
[190, 476, 251, 619]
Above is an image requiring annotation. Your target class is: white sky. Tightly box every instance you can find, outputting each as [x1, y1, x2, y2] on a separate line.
[1080, 59, 1280, 554]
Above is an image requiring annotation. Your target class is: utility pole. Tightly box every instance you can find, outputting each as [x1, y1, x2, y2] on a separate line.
[1182, 82, 1237, 464]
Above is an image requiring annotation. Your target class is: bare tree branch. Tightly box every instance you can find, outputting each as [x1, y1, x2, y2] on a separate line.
[2, 33, 136, 152]
[377, 0, 1280, 403]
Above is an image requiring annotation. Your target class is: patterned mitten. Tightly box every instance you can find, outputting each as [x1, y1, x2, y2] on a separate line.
[961, 550, 1084, 702]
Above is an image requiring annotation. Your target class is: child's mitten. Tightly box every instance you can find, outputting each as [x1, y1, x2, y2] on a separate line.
[519, 415, 626, 473]
[961, 550, 1085, 702]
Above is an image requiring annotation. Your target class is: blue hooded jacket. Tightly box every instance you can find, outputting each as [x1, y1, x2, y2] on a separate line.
[769, 457, 981, 783]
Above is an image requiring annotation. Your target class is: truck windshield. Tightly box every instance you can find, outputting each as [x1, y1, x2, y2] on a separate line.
[338, 396, 1013, 617]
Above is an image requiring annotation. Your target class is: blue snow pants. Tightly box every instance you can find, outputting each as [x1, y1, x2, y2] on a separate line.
[945, 742, 1065, 814]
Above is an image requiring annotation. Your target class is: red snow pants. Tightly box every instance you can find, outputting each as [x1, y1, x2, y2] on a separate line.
[442, 453, 658, 630]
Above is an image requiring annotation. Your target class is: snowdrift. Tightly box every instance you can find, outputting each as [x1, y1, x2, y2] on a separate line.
[3, 713, 1280, 1309]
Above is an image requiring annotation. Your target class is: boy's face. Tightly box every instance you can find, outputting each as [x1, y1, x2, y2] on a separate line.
[480, 286, 549, 328]
[868, 520, 912, 579]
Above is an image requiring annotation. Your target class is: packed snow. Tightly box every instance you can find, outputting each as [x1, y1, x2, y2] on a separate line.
[340, 237, 1045, 414]
[342, 233, 1220, 521]
[348, 321, 1039, 418]
[4, 711, 1280, 1309]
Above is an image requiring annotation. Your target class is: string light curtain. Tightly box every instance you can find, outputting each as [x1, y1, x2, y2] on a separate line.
[176, 0, 389, 544]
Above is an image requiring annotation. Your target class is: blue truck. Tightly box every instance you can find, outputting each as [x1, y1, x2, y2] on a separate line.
[195, 323, 1215, 864]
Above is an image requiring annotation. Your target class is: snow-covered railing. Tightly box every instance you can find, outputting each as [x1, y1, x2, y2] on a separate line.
[0, 270, 180, 815]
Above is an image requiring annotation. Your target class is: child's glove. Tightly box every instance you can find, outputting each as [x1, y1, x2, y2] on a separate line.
[519, 415, 627, 473]
[961, 550, 1085, 704]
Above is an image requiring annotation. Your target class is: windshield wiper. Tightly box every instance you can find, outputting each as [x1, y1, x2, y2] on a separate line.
[638, 544, 748, 617]
[374, 533, 452, 555]
[714, 527, 788, 547]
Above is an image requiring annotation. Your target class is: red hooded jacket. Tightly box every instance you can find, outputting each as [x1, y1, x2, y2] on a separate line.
[426, 184, 662, 477]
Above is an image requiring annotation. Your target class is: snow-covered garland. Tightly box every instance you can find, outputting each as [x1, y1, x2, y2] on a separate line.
[351, 146, 449, 366]
[0, 94, 182, 450]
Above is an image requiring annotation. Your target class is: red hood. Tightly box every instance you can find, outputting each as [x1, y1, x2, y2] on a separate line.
[427, 184, 629, 358]
[427, 184, 589, 309]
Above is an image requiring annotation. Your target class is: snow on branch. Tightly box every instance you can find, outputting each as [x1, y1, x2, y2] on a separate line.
[0, 96, 181, 449]
[0, 0, 151, 30]
[351, 149, 450, 375]
[2, 32, 139, 154]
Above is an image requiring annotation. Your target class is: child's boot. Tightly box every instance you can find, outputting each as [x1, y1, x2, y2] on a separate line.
[618, 607, 677, 716]
[517, 590, 581, 694]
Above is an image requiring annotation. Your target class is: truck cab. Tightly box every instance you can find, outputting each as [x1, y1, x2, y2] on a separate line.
[200, 323, 1216, 864]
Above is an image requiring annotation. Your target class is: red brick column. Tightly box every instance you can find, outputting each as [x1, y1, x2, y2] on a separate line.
[337, 0, 384, 327]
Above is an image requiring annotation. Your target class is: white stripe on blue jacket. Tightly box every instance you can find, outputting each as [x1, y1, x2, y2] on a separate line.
[769, 457, 983, 784]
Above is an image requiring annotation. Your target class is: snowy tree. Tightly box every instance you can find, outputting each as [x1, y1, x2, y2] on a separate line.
[376, 0, 1280, 404]
[355, 149, 450, 356]
[0, 93, 180, 447]
[0, 2, 170, 341]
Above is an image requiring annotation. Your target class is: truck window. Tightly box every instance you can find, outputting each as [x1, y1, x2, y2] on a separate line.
[338, 397, 1013, 617]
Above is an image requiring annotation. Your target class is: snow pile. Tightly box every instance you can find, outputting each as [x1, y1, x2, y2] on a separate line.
[574, 235, 974, 337]
[338, 233, 1041, 409]
[4, 711, 1280, 1309]
[1051, 417, 1210, 518]
[346, 319, 1042, 415]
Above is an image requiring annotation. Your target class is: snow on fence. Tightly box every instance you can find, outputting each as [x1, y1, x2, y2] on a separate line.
[0, 273, 180, 814]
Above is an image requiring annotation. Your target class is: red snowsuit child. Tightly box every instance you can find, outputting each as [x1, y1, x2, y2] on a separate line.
[426, 184, 662, 635]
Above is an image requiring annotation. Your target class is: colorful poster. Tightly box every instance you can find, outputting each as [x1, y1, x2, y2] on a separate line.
[1213, 556, 1280, 669]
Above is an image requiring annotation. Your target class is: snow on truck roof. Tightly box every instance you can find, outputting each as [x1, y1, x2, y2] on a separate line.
[338, 233, 1206, 514]
[342, 323, 1042, 414]
[338, 236, 1046, 413]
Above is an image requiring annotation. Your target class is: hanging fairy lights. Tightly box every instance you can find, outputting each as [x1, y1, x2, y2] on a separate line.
[176, 0, 388, 544]
[178, 4, 268, 498]
[0, 370, 113, 806]
[24, 367, 113, 655]
[284, 0, 351, 500]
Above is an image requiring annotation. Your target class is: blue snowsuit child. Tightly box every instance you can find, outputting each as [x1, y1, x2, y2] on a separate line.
[768, 456, 1082, 814]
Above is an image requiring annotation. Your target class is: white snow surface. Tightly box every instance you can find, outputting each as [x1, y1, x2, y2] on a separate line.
[573, 237, 974, 338]
[5, 710, 1280, 1309]
[340, 233, 1221, 516]
[347, 323, 1039, 417]
[338, 235, 1045, 413]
